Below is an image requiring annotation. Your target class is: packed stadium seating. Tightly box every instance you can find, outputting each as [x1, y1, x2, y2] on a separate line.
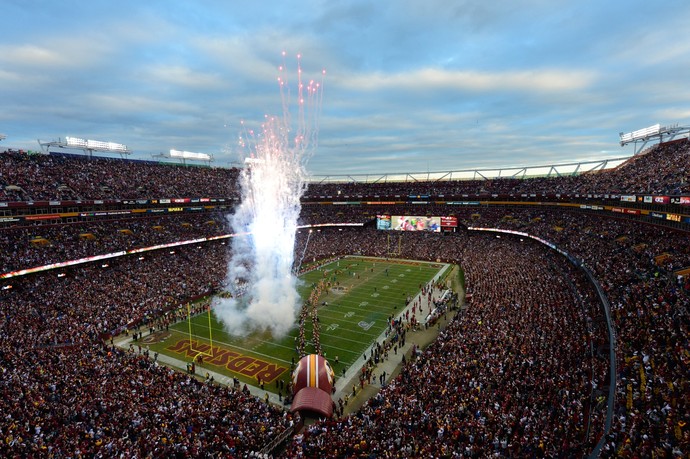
[0, 213, 230, 273]
[289, 230, 603, 457]
[2, 139, 689, 203]
[1, 140, 689, 457]
[0, 150, 240, 201]
[291, 215, 689, 457]
[302, 138, 690, 198]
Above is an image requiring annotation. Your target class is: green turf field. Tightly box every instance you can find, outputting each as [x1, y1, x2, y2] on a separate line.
[146, 256, 448, 391]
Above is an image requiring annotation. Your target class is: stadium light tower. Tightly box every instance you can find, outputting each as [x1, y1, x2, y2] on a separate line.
[619, 123, 690, 154]
[38, 136, 132, 159]
[0, 133, 6, 142]
[169, 149, 214, 166]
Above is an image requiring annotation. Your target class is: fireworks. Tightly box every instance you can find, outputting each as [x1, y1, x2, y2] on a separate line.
[214, 53, 324, 338]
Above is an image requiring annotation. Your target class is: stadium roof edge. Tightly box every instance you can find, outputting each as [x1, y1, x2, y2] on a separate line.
[307, 156, 632, 184]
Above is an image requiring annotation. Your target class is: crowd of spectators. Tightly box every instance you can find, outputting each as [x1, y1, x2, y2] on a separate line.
[2, 138, 689, 204]
[0, 241, 297, 458]
[303, 139, 690, 198]
[1, 202, 687, 457]
[464, 208, 689, 457]
[289, 229, 606, 457]
[0, 213, 230, 274]
[1, 138, 689, 457]
[0, 150, 240, 201]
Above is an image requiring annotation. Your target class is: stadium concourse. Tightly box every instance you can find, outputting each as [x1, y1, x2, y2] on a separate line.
[0, 139, 688, 458]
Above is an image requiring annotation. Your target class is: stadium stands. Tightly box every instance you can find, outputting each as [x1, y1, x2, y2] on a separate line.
[0, 150, 240, 201]
[288, 230, 603, 457]
[1, 139, 689, 457]
[302, 139, 690, 198]
[0, 242, 299, 457]
[0, 213, 230, 273]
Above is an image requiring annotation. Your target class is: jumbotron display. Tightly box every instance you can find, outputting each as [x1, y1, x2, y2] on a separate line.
[377, 215, 457, 231]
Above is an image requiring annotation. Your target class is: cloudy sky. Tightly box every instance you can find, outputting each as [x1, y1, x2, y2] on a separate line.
[2, 0, 689, 177]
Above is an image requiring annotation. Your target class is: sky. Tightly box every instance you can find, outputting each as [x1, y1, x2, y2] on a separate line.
[1, 0, 689, 178]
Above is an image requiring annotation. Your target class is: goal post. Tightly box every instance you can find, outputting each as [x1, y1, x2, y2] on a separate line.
[187, 303, 214, 361]
[387, 233, 402, 256]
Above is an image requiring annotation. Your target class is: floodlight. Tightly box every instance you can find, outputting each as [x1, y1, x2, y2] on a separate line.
[66, 136, 88, 147]
[0, 134, 7, 141]
[170, 149, 211, 161]
[619, 123, 661, 144]
[65, 136, 128, 152]
[619, 132, 633, 143]
[87, 139, 128, 151]
[632, 124, 661, 139]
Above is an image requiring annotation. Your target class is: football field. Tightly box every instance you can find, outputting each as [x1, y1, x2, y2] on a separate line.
[145, 256, 449, 391]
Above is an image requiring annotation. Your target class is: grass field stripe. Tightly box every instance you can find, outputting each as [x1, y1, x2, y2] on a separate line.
[180, 320, 299, 352]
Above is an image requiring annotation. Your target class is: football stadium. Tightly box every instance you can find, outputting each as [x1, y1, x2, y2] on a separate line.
[2, 127, 689, 457]
[2, 3, 690, 459]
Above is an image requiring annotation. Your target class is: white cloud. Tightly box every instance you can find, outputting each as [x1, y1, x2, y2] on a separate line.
[144, 65, 226, 90]
[342, 67, 597, 93]
[0, 44, 63, 67]
[86, 94, 198, 116]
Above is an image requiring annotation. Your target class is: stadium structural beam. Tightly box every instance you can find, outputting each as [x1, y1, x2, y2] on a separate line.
[151, 152, 169, 161]
[431, 171, 452, 183]
[369, 175, 387, 184]
[473, 170, 488, 181]
[307, 157, 633, 184]
[510, 168, 527, 179]
[406, 173, 424, 183]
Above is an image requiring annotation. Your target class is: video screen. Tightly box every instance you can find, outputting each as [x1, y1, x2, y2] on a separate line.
[391, 216, 441, 232]
[376, 215, 392, 230]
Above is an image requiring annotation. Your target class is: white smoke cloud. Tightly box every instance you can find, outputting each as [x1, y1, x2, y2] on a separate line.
[213, 143, 307, 338]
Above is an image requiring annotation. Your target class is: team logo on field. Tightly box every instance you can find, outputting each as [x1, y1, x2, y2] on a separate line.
[358, 321, 375, 330]
[166, 339, 287, 383]
[140, 331, 172, 344]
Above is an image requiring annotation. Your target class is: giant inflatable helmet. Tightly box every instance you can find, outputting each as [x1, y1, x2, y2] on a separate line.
[290, 354, 335, 418]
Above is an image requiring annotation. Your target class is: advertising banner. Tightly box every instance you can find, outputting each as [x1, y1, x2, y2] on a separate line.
[440, 216, 458, 227]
